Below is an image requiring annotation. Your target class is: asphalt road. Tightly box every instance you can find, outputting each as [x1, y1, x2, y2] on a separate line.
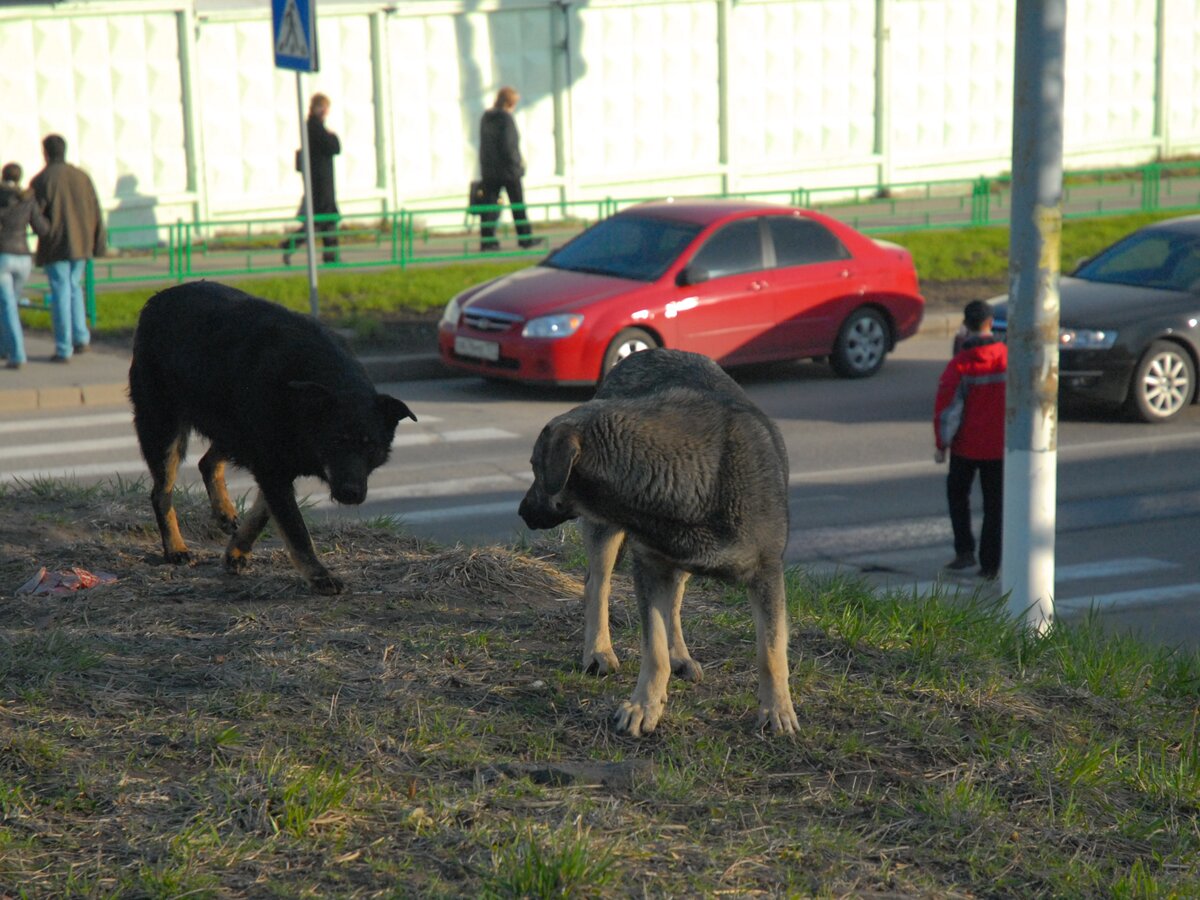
[4, 334, 1200, 649]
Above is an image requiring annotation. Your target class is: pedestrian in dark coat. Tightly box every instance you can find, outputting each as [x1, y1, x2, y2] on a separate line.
[30, 134, 106, 362]
[0, 163, 50, 368]
[933, 300, 1007, 580]
[478, 86, 542, 252]
[282, 92, 341, 265]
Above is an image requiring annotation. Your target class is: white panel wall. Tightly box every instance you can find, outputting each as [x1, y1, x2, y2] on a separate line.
[1063, 0, 1158, 154]
[1163, 0, 1200, 154]
[730, 0, 876, 170]
[3, 0, 1199, 226]
[888, 0, 1015, 172]
[569, 1, 720, 186]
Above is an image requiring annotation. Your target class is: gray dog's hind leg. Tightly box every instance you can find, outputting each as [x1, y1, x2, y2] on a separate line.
[198, 447, 239, 533]
[613, 556, 687, 737]
[581, 519, 623, 675]
[667, 571, 702, 682]
[748, 564, 800, 735]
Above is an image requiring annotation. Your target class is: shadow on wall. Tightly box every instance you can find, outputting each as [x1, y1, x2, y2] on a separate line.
[456, 0, 587, 179]
[108, 174, 162, 250]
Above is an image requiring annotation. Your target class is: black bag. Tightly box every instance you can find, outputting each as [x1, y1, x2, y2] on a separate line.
[467, 179, 486, 214]
[294, 149, 303, 173]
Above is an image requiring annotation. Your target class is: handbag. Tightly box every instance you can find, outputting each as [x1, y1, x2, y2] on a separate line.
[294, 149, 303, 173]
[467, 179, 486, 214]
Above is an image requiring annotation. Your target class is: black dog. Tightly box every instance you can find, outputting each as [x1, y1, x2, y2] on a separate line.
[519, 349, 798, 737]
[128, 281, 415, 594]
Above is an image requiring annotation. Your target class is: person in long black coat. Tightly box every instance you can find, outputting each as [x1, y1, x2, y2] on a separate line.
[478, 87, 541, 252]
[282, 93, 341, 265]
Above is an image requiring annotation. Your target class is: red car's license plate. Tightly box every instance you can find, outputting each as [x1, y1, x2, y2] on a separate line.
[454, 336, 500, 362]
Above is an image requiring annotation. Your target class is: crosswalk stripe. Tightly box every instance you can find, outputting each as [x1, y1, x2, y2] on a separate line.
[0, 436, 139, 460]
[0, 411, 133, 434]
[0, 421, 508, 466]
[1057, 582, 1200, 613]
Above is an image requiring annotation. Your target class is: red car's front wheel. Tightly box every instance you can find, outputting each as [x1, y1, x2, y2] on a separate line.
[601, 328, 659, 379]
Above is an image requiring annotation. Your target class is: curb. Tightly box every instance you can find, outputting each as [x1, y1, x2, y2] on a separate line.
[0, 311, 962, 413]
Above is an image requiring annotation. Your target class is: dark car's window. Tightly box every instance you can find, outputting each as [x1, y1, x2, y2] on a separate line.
[688, 219, 764, 279]
[1076, 229, 1200, 292]
[767, 217, 851, 267]
[543, 215, 702, 282]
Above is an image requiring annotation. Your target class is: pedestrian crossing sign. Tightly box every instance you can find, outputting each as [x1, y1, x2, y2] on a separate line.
[272, 0, 318, 72]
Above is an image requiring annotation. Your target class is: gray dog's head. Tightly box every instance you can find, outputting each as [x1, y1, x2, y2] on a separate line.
[519, 417, 583, 530]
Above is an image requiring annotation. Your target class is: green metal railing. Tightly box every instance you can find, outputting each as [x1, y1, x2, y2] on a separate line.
[20, 160, 1200, 326]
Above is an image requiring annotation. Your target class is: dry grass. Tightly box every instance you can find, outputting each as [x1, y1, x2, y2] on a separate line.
[1, 479, 1199, 898]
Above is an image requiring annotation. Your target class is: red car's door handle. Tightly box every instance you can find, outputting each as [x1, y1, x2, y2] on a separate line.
[750, 280, 768, 290]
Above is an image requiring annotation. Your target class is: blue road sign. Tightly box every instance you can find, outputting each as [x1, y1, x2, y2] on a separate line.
[272, 0, 318, 73]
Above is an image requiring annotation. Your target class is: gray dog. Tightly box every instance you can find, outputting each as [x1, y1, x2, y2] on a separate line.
[518, 349, 799, 737]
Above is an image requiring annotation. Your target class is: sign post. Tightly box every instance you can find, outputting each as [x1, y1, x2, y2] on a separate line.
[272, 0, 320, 318]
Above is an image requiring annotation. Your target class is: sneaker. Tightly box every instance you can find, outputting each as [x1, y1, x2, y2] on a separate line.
[73, 343, 89, 354]
[979, 568, 999, 581]
[5, 360, 21, 370]
[943, 553, 977, 571]
[282, 252, 292, 266]
[519, 237, 547, 249]
[49, 354, 70, 364]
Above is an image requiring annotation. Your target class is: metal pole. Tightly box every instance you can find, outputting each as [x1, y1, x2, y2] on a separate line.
[296, 71, 319, 318]
[1002, 0, 1066, 635]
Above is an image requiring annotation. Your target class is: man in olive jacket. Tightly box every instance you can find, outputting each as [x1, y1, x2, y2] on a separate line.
[31, 134, 106, 362]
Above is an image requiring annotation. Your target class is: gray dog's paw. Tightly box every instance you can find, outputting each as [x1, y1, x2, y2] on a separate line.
[671, 655, 703, 683]
[583, 648, 620, 676]
[612, 697, 665, 737]
[757, 703, 800, 737]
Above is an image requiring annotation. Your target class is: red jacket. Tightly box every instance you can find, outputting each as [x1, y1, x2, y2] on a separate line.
[933, 336, 1007, 460]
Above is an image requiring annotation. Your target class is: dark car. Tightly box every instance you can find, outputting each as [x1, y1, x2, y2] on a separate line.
[991, 215, 1200, 423]
[438, 199, 925, 386]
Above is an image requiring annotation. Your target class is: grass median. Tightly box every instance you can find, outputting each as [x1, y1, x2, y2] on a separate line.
[1, 478, 1198, 896]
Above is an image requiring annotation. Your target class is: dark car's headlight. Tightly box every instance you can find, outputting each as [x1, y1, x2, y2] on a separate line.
[440, 293, 465, 327]
[522, 314, 584, 339]
[1060, 328, 1117, 350]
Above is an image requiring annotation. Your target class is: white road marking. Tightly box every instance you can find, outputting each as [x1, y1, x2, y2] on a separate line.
[0, 411, 132, 434]
[1057, 582, 1200, 613]
[0, 435, 140, 461]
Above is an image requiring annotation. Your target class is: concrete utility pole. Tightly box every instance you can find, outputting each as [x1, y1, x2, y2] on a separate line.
[1002, 0, 1066, 635]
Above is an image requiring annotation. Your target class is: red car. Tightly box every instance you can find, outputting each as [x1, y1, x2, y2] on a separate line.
[438, 199, 924, 385]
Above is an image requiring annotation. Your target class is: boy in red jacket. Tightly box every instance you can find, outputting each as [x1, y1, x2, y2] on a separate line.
[934, 300, 1007, 579]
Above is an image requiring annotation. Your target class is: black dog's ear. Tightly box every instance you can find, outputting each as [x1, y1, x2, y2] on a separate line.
[542, 423, 582, 495]
[376, 394, 417, 427]
[287, 380, 337, 412]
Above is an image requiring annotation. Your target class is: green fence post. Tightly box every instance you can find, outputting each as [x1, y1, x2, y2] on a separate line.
[85, 259, 96, 327]
[971, 177, 991, 226]
[1142, 165, 1160, 212]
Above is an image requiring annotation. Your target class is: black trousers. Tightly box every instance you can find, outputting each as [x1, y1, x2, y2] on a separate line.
[947, 454, 1003, 572]
[479, 178, 532, 249]
[281, 216, 339, 263]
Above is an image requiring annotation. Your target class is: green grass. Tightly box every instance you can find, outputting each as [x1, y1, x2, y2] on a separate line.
[20, 209, 1194, 340]
[2, 480, 1199, 895]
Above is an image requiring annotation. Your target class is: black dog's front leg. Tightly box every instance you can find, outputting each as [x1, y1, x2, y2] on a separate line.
[224, 490, 271, 575]
[256, 477, 344, 595]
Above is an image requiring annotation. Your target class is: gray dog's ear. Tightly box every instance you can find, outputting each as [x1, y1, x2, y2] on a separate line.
[543, 423, 582, 495]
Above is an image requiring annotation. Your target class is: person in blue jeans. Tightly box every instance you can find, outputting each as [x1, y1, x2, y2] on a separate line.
[30, 134, 106, 362]
[0, 163, 50, 369]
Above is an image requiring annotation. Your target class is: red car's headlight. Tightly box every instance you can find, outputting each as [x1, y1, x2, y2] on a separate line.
[521, 314, 585, 339]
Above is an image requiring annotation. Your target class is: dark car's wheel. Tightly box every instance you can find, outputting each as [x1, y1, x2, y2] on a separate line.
[601, 328, 658, 377]
[1125, 340, 1195, 423]
[830, 307, 889, 378]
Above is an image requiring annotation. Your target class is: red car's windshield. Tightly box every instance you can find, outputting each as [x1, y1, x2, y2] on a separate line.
[543, 215, 703, 282]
